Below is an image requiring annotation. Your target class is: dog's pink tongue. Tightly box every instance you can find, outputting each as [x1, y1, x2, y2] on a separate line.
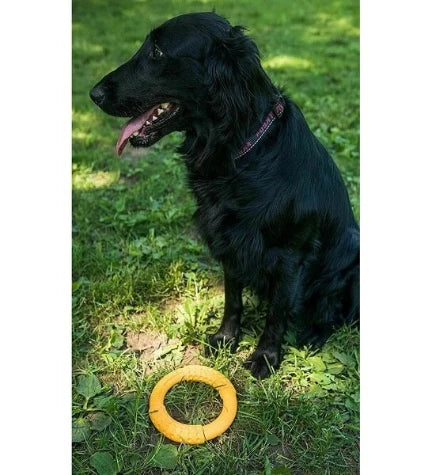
[116, 111, 152, 156]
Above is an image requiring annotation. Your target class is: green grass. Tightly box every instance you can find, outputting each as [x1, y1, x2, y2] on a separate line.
[72, 0, 359, 473]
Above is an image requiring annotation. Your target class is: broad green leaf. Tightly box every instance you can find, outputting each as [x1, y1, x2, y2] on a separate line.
[72, 418, 91, 443]
[110, 332, 124, 349]
[345, 397, 359, 411]
[304, 386, 327, 398]
[90, 452, 118, 475]
[308, 355, 326, 372]
[76, 374, 102, 399]
[94, 395, 116, 411]
[332, 351, 355, 367]
[72, 281, 82, 292]
[321, 351, 336, 363]
[114, 198, 126, 212]
[266, 433, 281, 446]
[89, 412, 112, 431]
[327, 363, 345, 374]
[309, 372, 333, 385]
[271, 467, 292, 475]
[150, 444, 178, 469]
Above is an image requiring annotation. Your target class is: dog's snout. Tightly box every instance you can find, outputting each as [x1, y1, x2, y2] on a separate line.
[90, 85, 106, 106]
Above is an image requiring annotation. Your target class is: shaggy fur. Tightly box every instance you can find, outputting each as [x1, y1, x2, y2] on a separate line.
[90, 12, 359, 378]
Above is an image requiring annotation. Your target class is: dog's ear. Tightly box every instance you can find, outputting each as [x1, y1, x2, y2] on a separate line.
[205, 26, 263, 142]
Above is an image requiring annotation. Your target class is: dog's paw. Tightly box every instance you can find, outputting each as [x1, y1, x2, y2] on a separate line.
[244, 348, 280, 379]
[206, 331, 239, 356]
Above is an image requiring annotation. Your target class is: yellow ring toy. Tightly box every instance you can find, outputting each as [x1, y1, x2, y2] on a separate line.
[149, 365, 237, 444]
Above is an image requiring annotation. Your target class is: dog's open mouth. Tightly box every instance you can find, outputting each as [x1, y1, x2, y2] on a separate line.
[116, 102, 180, 156]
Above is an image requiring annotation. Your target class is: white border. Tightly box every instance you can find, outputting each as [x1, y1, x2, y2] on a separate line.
[361, 1, 432, 472]
[1, 0, 432, 472]
[1, 0, 71, 472]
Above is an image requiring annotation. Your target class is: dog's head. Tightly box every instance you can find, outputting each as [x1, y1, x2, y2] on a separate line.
[90, 12, 275, 157]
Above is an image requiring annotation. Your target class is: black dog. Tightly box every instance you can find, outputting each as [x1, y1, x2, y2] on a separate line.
[90, 12, 359, 378]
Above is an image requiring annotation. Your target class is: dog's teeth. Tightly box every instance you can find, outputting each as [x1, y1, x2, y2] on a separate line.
[152, 115, 158, 121]
[157, 108, 164, 115]
[146, 121, 151, 125]
[161, 103, 169, 109]
[132, 131, 138, 137]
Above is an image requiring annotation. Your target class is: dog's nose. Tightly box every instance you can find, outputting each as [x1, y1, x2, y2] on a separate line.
[90, 85, 105, 106]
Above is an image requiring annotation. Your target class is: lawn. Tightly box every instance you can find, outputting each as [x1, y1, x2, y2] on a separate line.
[72, 1, 359, 473]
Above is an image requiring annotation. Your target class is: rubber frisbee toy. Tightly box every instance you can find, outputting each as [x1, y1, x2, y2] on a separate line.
[149, 365, 237, 444]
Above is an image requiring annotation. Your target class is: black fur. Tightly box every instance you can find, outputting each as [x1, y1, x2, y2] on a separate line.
[90, 12, 359, 379]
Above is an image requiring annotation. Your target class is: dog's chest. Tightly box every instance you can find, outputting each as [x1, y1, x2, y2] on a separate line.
[190, 175, 263, 261]
[192, 179, 235, 237]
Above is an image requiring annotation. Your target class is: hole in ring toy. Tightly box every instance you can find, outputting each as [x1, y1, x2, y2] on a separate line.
[149, 365, 237, 444]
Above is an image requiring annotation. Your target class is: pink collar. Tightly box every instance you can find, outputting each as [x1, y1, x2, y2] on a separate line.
[235, 98, 285, 160]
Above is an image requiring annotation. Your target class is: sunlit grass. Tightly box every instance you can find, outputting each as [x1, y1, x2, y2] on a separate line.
[72, 168, 120, 190]
[314, 13, 360, 37]
[263, 55, 313, 70]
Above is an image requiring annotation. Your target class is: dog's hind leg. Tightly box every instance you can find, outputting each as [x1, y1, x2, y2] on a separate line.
[299, 261, 360, 348]
[208, 264, 243, 353]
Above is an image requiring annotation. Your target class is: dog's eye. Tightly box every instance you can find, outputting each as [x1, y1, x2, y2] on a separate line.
[153, 43, 164, 58]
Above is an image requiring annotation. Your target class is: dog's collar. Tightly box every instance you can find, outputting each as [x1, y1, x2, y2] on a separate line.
[234, 97, 285, 160]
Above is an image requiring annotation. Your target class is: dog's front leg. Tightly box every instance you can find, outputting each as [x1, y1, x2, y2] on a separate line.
[246, 265, 303, 379]
[208, 264, 243, 353]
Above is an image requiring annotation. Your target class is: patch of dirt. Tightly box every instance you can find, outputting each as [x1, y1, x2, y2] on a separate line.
[126, 330, 167, 361]
[161, 298, 181, 313]
[181, 344, 201, 365]
[126, 330, 203, 375]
